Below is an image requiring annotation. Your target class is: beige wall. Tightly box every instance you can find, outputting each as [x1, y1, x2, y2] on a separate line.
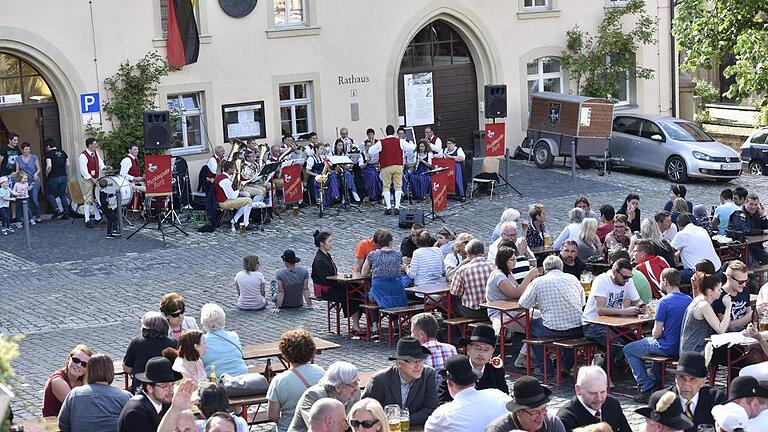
[1, 0, 673, 185]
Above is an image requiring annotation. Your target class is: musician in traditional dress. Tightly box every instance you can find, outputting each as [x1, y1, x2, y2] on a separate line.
[245, 138, 259, 153]
[77, 138, 106, 228]
[119, 144, 145, 192]
[399, 127, 416, 199]
[368, 125, 415, 215]
[332, 141, 361, 203]
[442, 137, 466, 199]
[205, 145, 226, 183]
[408, 140, 433, 201]
[305, 144, 339, 207]
[354, 135, 382, 204]
[334, 127, 354, 154]
[424, 125, 442, 154]
[213, 161, 252, 233]
[239, 150, 269, 203]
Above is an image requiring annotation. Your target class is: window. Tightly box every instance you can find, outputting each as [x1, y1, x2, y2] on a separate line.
[159, 0, 202, 39]
[0, 53, 54, 105]
[524, 0, 548, 8]
[167, 92, 205, 152]
[279, 83, 313, 138]
[612, 116, 642, 136]
[526, 57, 562, 100]
[400, 21, 472, 70]
[607, 54, 631, 106]
[606, 0, 630, 6]
[750, 130, 768, 145]
[273, 0, 306, 27]
[640, 121, 664, 141]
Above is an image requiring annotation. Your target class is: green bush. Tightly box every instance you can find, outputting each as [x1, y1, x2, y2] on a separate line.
[0, 334, 23, 431]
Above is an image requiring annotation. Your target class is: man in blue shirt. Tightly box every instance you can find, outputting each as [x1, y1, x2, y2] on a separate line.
[713, 189, 740, 235]
[624, 268, 691, 403]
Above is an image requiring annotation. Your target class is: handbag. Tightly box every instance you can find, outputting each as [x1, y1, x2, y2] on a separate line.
[219, 372, 269, 397]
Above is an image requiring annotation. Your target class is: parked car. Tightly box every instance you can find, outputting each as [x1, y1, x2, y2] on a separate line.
[739, 126, 768, 175]
[610, 114, 742, 183]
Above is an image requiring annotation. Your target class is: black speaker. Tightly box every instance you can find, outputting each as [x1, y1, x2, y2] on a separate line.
[143, 110, 171, 150]
[484, 84, 507, 119]
[398, 210, 425, 229]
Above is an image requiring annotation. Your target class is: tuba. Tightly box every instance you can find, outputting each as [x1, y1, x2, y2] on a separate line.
[227, 138, 246, 161]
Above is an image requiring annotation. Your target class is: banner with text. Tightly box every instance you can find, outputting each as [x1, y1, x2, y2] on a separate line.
[282, 164, 303, 204]
[404, 72, 434, 127]
[484, 123, 506, 157]
[431, 157, 455, 194]
[431, 169, 448, 213]
[145, 155, 173, 195]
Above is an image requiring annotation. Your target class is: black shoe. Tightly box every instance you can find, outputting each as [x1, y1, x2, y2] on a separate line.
[61, 214, 70, 220]
[394, 208, 400, 215]
[632, 389, 653, 403]
[85, 221, 94, 228]
[50, 212, 61, 220]
[384, 208, 392, 215]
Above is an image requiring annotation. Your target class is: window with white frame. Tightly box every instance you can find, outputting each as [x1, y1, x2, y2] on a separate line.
[524, 0, 549, 9]
[607, 54, 631, 106]
[606, 0, 630, 7]
[167, 92, 205, 152]
[159, 0, 201, 39]
[273, 0, 306, 27]
[279, 82, 313, 137]
[526, 57, 563, 101]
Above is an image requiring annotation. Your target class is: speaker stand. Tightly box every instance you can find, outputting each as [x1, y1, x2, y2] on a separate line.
[126, 193, 187, 247]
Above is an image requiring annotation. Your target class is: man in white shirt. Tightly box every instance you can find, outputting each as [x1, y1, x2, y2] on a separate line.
[212, 161, 252, 233]
[670, 214, 721, 283]
[488, 221, 533, 262]
[656, 211, 678, 243]
[424, 126, 442, 154]
[424, 355, 510, 432]
[78, 137, 106, 228]
[206, 145, 226, 179]
[119, 144, 145, 192]
[368, 125, 415, 215]
[726, 376, 768, 430]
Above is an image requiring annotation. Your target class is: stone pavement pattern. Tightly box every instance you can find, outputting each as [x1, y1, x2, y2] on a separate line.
[3, 159, 768, 431]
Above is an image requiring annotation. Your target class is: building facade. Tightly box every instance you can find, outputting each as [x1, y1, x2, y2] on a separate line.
[0, 0, 674, 198]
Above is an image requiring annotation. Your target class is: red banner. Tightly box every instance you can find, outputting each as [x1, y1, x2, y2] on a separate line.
[431, 157, 455, 194]
[431, 169, 448, 213]
[282, 163, 303, 204]
[145, 155, 173, 194]
[484, 123, 505, 157]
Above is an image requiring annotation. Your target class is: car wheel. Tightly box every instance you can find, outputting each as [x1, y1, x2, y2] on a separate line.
[533, 141, 554, 169]
[749, 161, 764, 176]
[576, 157, 593, 169]
[665, 156, 689, 183]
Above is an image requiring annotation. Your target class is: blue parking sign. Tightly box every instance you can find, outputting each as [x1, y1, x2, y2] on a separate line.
[80, 93, 100, 114]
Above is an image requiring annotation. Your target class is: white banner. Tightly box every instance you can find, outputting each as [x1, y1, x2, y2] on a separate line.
[404, 73, 434, 127]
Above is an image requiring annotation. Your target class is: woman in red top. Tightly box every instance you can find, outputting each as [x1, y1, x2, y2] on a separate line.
[42, 344, 92, 416]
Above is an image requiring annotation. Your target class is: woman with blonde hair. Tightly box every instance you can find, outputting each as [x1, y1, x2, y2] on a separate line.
[576, 218, 602, 261]
[445, 232, 474, 282]
[348, 398, 390, 432]
[42, 344, 93, 417]
[628, 218, 676, 266]
[671, 197, 690, 225]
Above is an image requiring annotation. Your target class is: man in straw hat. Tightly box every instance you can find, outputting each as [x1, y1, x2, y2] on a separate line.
[486, 376, 565, 432]
[635, 390, 694, 432]
[118, 356, 182, 432]
[362, 337, 437, 426]
[424, 355, 509, 432]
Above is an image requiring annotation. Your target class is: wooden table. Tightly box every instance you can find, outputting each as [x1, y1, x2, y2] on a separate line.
[242, 336, 340, 367]
[480, 300, 530, 373]
[583, 315, 654, 388]
[530, 245, 557, 257]
[406, 282, 451, 316]
[327, 272, 371, 337]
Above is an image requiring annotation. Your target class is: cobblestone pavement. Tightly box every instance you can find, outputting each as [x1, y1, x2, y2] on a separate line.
[4, 159, 768, 430]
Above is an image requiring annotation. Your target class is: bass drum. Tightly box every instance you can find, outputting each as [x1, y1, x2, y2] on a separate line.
[95, 175, 132, 206]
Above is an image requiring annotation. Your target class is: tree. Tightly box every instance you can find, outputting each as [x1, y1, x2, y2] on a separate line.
[674, 0, 768, 120]
[561, 0, 656, 101]
[86, 51, 170, 167]
[0, 334, 22, 431]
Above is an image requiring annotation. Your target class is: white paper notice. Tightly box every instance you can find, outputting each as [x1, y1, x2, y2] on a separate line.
[404, 73, 434, 127]
[580, 107, 592, 127]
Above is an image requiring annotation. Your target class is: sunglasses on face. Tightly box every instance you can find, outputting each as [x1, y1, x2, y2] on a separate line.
[733, 277, 749, 285]
[70, 356, 88, 368]
[169, 309, 185, 318]
[350, 419, 379, 429]
[617, 272, 633, 280]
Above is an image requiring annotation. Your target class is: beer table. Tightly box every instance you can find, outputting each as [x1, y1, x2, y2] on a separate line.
[242, 336, 340, 365]
[582, 315, 654, 388]
[405, 282, 451, 315]
[530, 244, 557, 257]
[327, 272, 371, 338]
[480, 300, 530, 374]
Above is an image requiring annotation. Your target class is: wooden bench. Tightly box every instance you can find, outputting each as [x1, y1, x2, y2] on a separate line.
[444, 316, 488, 343]
[360, 303, 381, 340]
[641, 354, 678, 389]
[552, 338, 598, 386]
[228, 393, 270, 425]
[523, 337, 566, 384]
[468, 321, 493, 329]
[380, 304, 425, 345]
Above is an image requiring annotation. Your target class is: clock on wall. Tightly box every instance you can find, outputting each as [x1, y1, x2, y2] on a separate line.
[219, 0, 258, 18]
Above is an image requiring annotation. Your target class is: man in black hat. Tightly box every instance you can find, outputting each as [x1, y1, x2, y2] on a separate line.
[437, 325, 508, 403]
[727, 375, 768, 429]
[635, 390, 694, 432]
[486, 376, 565, 432]
[556, 366, 631, 432]
[272, 249, 313, 313]
[118, 356, 183, 432]
[424, 355, 510, 432]
[362, 337, 437, 426]
[668, 351, 725, 432]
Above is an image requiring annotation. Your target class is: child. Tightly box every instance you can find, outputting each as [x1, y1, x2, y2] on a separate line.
[234, 254, 267, 310]
[11, 172, 32, 227]
[0, 177, 14, 235]
[97, 178, 119, 238]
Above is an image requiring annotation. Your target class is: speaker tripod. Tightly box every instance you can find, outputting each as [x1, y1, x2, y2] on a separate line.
[127, 193, 188, 247]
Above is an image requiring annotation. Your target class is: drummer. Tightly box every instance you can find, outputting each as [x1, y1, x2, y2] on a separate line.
[119, 144, 145, 192]
[78, 137, 106, 228]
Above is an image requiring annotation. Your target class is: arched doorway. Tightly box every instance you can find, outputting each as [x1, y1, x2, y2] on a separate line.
[0, 51, 60, 212]
[397, 20, 478, 151]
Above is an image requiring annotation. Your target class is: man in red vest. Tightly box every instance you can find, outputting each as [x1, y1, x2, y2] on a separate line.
[78, 137, 107, 228]
[424, 126, 443, 154]
[369, 125, 415, 215]
[214, 160, 252, 233]
[120, 144, 145, 192]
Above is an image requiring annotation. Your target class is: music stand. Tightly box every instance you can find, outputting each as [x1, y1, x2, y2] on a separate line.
[327, 156, 362, 215]
[425, 167, 448, 223]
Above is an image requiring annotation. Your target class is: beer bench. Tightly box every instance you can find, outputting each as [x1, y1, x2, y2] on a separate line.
[641, 354, 678, 390]
[523, 337, 566, 384]
[443, 316, 487, 343]
[552, 338, 598, 386]
[380, 304, 425, 345]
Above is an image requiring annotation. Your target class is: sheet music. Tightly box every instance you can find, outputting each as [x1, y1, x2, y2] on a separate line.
[327, 155, 354, 165]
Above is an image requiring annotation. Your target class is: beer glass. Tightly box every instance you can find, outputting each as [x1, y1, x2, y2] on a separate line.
[400, 407, 410, 431]
[385, 405, 401, 432]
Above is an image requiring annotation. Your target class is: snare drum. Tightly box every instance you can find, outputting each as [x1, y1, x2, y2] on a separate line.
[95, 175, 132, 206]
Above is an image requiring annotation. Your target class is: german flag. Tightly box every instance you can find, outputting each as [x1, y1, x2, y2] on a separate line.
[167, 0, 199, 68]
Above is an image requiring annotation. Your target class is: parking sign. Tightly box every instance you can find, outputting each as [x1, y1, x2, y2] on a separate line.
[80, 93, 100, 113]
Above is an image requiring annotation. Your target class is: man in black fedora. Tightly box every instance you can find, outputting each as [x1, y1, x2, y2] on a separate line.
[556, 365, 631, 432]
[424, 355, 510, 432]
[437, 325, 508, 403]
[362, 337, 437, 426]
[486, 376, 565, 432]
[635, 389, 694, 432]
[272, 249, 314, 312]
[726, 375, 768, 428]
[667, 351, 725, 432]
[118, 356, 182, 432]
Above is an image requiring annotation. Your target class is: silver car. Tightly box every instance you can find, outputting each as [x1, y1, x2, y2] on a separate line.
[610, 114, 742, 183]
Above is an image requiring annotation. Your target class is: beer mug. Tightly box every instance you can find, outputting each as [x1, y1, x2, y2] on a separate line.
[543, 232, 552, 248]
[400, 407, 410, 432]
[385, 405, 401, 432]
[760, 311, 768, 332]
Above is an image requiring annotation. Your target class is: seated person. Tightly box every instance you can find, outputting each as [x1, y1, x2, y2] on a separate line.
[401, 223, 430, 265]
[444, 233, 474, 283]
[628, 218, 677, 273]
[272, 249, 313, 313]
[596, 204, 615, 243]
[159, 292, 199, 342]
[234, 254, 267, 311]
[449, 239, 493, 319]
[556, 366, 632, 432]
[288, 361, 360, 432]
[434, 226, 456, 257]
[118, 356, 180, 432]
[488, 221, 533, 262]
[604, 214, 631, 250]
[362, 337, 437, 426]
[632, 239, 670, 301]
[664, 184, 693, 214]
[560, 239, 586, 278]
[490, 208, 520, 244]
[311, 230, 362, 333]
[525, 203, 547, 248]
[680, 274, 731, 354]
[199, 303, 248, 378]
[352, 231, 379, 273]
[410, 313, 456, 375]
[739, 324, 768, 382]
[634, 389, 693, 432]
[42, 344, 93, 417]
[576, 218, 602, 261]
[575, 196, 600, 220]
[712, 188, 739, 236]
[712, 261, 753, 332]
[407, 230, 446, 287]
[213, 160, 252, 232]
[728, 193, 768, 265]
[486, 376, 565, 432]
[196, 382, 249, 431]
[438, 326, 508, 404]
[656, 210, 678, 243]
[671, 214, 721, 283]
[668, 352, 726, 431]
[554, 207, 586, 249]
[123, 312, 177, 393]
[172, 330, 207, 385]
[362, 229, 407, 308]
